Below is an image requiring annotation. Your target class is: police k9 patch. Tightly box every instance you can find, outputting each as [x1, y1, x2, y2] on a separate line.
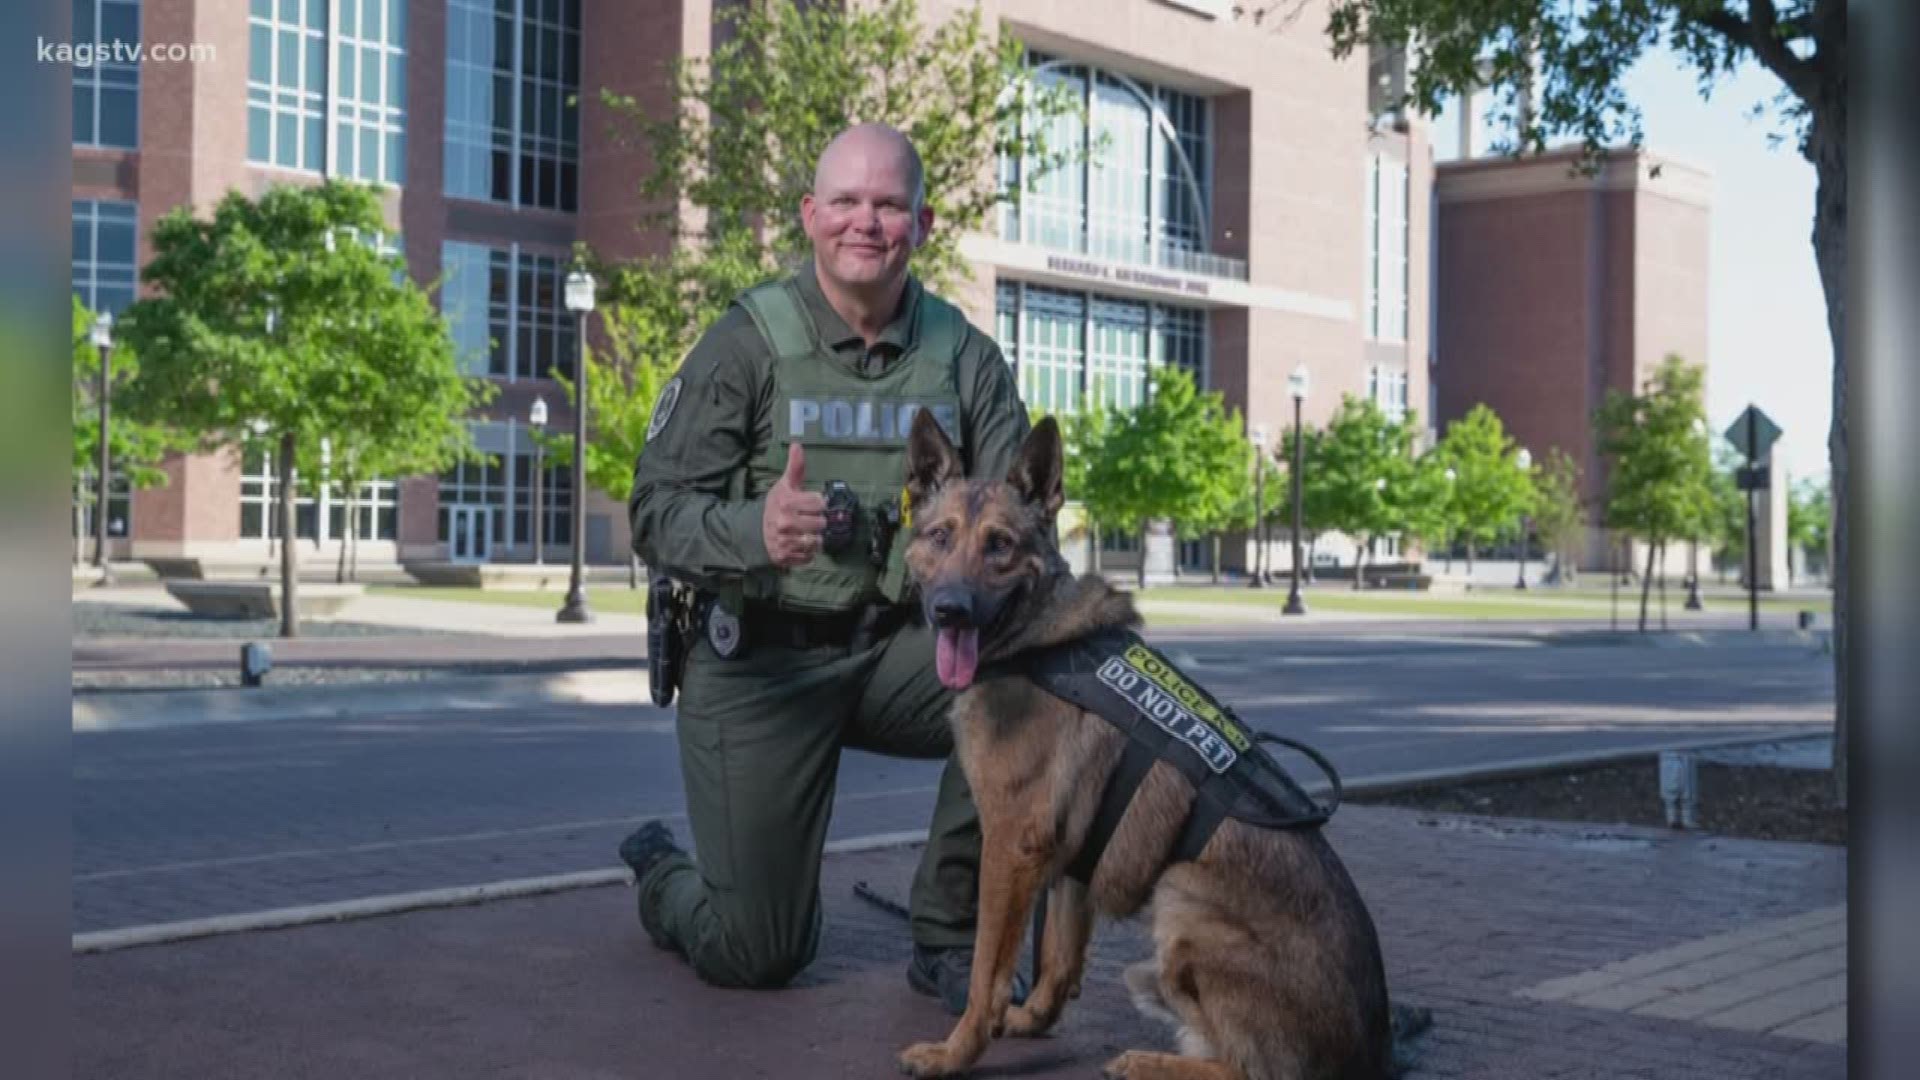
[647, 377, 684, 441]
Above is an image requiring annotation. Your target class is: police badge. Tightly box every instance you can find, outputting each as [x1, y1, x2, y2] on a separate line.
[706, 600, 743, 659]
[646, 377, 684, 441]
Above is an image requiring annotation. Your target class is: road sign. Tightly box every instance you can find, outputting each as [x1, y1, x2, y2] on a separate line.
[1735, 465, 1771, 491]
[1724, 405, 1782, 460]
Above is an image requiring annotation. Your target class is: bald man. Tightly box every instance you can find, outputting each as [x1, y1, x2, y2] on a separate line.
[620, 124, 1032, 1014]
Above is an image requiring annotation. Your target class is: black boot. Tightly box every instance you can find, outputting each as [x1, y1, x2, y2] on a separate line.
[907, 944, 1030, 1017]
[618, 821, 684, 952]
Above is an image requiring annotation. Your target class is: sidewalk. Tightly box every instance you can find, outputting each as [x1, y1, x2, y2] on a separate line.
[72, 805, 1845, 1079]
[74, 585, 652, 637]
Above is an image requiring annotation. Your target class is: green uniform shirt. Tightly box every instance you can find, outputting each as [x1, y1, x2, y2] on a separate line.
[629, 264, 1030, 591]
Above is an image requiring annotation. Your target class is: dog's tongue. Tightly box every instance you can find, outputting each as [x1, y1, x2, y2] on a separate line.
[936, 627, 980, 690]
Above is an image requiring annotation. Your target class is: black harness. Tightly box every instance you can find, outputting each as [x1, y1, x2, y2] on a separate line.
[1001, 628, 1342, 884]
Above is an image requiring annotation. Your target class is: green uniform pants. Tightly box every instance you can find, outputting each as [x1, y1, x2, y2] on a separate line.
[636, 619, 978, 988]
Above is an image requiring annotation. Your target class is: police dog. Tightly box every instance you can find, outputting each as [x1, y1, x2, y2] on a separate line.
[896, 411, 1394, 1080]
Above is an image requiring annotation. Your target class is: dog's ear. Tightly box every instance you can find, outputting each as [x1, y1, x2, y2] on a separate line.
[1006, 416, 1065, 517]
[907, 407, 964, 504]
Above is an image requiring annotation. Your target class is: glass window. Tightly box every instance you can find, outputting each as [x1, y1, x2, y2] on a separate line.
[1002, 52, 1210, 271]
[443, 241, 572, 382]
[248, 0, 328, 170]
[1366, 154, 1409, 343]
[73, 467, 133, 544]
[72, 200, 138, 316]
[73, 1, 141, 149]
[445, 0, 577, 210]
[996, 279, 1206, 418]
[510, 446, 571, 549]
[333, 0, 408, 183]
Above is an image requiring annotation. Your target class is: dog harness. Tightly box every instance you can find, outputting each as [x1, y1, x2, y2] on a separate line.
[1004, 628, 1343, 884]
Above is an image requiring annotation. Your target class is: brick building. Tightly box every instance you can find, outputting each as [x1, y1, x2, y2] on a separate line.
[1433, 146, 1712, 569]
[72, 0, 1434, 578]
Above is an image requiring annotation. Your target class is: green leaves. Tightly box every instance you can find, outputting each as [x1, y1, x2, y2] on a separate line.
[1080, 366, 1249, 536]
[1323, 0, 1837, 163]
[1595, 354, 1715, 548]
[1307, 395, 1420, 544]
[1432, 403, 1535, 547]
[117, 180, 491, 496]
[603, 0, 1080, 295]
[72, 295, 185, 489]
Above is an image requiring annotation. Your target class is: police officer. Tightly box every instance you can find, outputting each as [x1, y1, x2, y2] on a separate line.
[618, 123, 1031, 1013]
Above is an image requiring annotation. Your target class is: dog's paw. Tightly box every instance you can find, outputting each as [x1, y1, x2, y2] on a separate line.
[1000, 1003, 1054, 1038]
[1101, 1050, 1147, 1079]
[897, 1040, 963, 1078]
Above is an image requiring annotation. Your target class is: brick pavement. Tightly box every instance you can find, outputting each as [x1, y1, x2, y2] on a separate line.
[74, 805, 1846, 1079]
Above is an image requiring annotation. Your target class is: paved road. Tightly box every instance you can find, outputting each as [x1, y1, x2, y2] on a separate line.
[72, 628, 1832, 933]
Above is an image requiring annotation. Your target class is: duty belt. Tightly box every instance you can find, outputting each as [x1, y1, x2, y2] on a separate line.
[696, 600, 911, 653]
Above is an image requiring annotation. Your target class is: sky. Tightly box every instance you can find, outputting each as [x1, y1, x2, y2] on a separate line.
[1433, 46, 1833, 484]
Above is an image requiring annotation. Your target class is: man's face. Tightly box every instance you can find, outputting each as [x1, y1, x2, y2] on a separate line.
[801, 140, 934, 292]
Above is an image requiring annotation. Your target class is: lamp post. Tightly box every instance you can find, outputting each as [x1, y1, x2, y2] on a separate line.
[557, 268, 595, 623]
[91, 311, 115, 581]
[1685, 417, 1706, 609]
[1284, 364, 1309, 615]
[530, 396, 548, 566]
[1247, 424, 1269, 588]
[1514, 447, 1532, 590]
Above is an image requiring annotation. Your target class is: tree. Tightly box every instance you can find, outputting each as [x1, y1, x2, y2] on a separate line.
[120, 181, 491, 637]
[1176, 406, 1258, 585]
[1311, 395, 1417, 589]
[539, 239, 769, 587]
[1042, 399, 1115, 575]
[1398, 448, 1461, 570]
[1085, 367, 1248, 590]
[1787, 476, 1830, 582]
[1319, 0, 1849, 799]
[1432, 404, 1534, 577]
[1595, 356, 1715, 631]
[1705, 442, 1748, 579]
[72, 296, 183, 558]
[604, 0, 1081, 295]
[1530, 448, 1587, 585]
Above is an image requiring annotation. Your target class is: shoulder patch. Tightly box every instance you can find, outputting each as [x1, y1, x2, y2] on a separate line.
[646, 377, 684, 441]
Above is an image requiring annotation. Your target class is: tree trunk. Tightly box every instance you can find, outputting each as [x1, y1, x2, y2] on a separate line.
[1136, 521, 1149, 591]
[1353, 536, 1366, 591]
[1466, 539, 1476, 581]
[279, 431, 299, 639]
[1638, 539, 1657, 633]
[1089, 521, 1101, 576]
[336, 486, 352, 584]
[629, 551, 639, 589]
[1806, 100, 1848, 807]
[1211, 533, 1222, 585]
[1658, 541, 1669, 631]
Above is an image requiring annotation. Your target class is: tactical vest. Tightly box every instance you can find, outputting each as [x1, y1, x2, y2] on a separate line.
[733, 277, 968, 614]
[998, 628, 1342, 883]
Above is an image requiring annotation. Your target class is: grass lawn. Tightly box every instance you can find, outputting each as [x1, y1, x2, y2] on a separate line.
[368, 584, 648, 615]
[366, 581, 1829, 624]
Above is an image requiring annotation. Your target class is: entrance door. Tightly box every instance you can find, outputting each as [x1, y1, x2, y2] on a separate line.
[449, 506, 492, 563]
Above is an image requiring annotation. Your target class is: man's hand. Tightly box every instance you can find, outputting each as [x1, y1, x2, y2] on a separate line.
[763, 443, 826, 569]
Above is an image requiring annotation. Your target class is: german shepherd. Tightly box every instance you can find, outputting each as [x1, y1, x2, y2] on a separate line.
[895, 411, 1395, 1080]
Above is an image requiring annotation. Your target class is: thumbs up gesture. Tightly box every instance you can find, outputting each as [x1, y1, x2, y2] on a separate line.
[764, 443, 827, 569]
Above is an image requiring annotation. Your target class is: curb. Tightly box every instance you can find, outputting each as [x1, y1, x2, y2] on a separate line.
[72, 669, 653, 732]
[72, 831, 933, 956]
[69, 736, 1825, 956]
[1330, 730, 1828, 800]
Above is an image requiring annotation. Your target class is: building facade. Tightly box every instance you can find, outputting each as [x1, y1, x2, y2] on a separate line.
[72, 0, 1432, 577]
[1433, 147, 1712, 569]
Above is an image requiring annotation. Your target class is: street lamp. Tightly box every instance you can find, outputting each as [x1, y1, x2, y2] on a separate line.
[1248, 424, 1269, 589]
[1685, 418, 1706, 610]
[1514, 447, 1533, 590]
[529, 396, 549, 566]
[1284, 364, 1309, 615]
[91, 311, 115, 581]
[557, 267, 595, 623]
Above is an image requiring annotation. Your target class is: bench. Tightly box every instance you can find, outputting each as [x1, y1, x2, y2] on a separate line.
[164, 580, 365, 620]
